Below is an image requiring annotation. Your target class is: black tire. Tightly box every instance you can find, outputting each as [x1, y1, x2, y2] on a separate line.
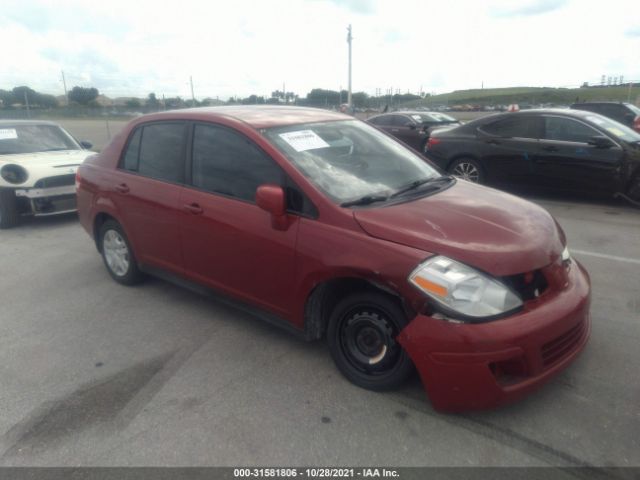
[0, 188, 19, 229]
[327, 292, 414, 391]
[98, 220, 144, 285]
[448, 157, 484, 184]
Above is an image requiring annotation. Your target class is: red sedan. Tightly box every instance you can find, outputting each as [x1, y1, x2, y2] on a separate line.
[76, 106, 590, 411]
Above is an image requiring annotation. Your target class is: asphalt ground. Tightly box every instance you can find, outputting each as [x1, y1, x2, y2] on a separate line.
[0, 119, 638, 468]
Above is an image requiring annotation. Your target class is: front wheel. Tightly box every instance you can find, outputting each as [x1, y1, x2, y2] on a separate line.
[327, 292, 414, 391]
[448, 157, 484, 183]
[99, 220, 144, 285]
[0, 188, 19, 229]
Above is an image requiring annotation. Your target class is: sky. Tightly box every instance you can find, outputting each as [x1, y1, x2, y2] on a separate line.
[0, 0, 638, 100]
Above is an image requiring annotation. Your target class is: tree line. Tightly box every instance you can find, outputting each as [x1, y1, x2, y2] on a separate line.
[0, 85, 430, 110]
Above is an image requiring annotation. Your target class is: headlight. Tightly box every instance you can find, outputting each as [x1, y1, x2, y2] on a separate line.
[561, 246, 571, 263]
[409, 256, 522, 320]
[1, 164, 28, 184]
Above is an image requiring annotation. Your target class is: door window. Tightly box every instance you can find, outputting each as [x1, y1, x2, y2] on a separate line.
[481, 116, 539, 138]
[120, 123, 186, 183]
[390, 115, 411, 127]
[543, 117, 599, 143]
[191, 124, 285, 202]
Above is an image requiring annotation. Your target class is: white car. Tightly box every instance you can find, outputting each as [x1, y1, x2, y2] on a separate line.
[0, 120, 94, 228]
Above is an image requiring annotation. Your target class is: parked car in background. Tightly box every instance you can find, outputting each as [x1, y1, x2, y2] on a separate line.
[425, 109, 640, 202]
[0, 120, 93, 228]
[76, 106, 590, 411]
[570, 102, 640, 133]
[367, 111, 461, 154]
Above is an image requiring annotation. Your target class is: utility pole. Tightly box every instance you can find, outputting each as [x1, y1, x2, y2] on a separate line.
[190, 76, 196, 107]
[61, 70, 68, 106]
[347, 24, 352, 108]
[23, 91, 30, 118]
[628, 81, 634, 103]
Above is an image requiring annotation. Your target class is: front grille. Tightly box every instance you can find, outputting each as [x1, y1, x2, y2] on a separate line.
[34, 174, 76, 189]
[502, 270, 548, 301]
[541, 320, 585, 368]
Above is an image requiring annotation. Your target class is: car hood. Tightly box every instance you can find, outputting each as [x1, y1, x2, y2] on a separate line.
[353, 181, 563, 276]
[0, 150, 91, 169]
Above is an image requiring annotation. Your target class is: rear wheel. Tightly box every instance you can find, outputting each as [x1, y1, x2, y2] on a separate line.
[448, 157, 484, 183]
[99, 220, 144, 285]
[0, 188, 19, 229]
[327, 292, 414, 391]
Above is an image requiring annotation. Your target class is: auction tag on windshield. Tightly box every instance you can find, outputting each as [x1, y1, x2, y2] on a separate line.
[279, 130, 329, 152]
[0, 128, 18, 140]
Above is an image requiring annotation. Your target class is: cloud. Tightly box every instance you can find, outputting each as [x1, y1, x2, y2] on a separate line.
[491, 0, 567, 18]
[324, 0, 377, 14]
[626, 26, 640, 37]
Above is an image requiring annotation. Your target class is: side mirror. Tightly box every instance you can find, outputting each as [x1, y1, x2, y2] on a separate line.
[256, 184, 288, 230]
[80, 140, 93, 150]
[588, 136, 614, 149]
[404, 122, 416, 130]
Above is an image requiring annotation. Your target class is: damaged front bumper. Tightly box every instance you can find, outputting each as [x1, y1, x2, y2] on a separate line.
[397, 260, 591, 412]
[15, 185, 77, 216]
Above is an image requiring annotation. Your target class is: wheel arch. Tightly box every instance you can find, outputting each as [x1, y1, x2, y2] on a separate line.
[303, 276, 412, 341]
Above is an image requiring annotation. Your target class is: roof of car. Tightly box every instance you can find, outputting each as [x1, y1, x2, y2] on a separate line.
[571, 101, 628, 106]
[0, 120, 60, 127]
[138, 106, 352, 129]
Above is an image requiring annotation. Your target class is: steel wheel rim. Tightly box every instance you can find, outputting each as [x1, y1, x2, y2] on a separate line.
[452, 162, 480, 182]
[103, 229, 130, 277]
[339, 308, 400, 375]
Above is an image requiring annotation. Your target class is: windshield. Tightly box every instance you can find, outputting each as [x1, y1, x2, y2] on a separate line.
[263, 120, 441, 204]
[585, 114, 640, 143]
[0, 124, 80, 155]
[409, 112, 458, 123]
[627, 104, 640, 116]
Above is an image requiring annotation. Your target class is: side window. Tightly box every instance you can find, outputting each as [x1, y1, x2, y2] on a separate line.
[192, 124, 284, 202]
[543, 117, 599, 143]
[137, 123, 186, 183]
[390, 115, 409, 126]
[481, 117, 539, 139]
[373, 115, 393, 126]
[599, 104, 625, 122]
[122, 128, 141, 171]
[369, 116, 384, 125]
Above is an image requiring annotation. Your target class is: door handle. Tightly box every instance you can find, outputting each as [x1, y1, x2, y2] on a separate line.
[391, 129, 399, 132]
[486, 139, 500, 145]
[542, 145, 559, 152]
[183, 203, 203, 215]
[115, 183, 129, 194]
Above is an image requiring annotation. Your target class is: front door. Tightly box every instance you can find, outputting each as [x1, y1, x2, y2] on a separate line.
[535, 115, 624, 193]
[179, 123, 299, 318]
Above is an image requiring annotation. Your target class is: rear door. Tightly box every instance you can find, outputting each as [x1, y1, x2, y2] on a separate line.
[114, 122, 187, 275]
[476, 115, 542, 186]
[179, 122, 300, 318]
[534, 115, 624, 193]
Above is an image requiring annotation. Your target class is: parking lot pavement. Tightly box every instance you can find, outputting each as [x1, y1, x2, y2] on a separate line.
[0, 196, 638, 467]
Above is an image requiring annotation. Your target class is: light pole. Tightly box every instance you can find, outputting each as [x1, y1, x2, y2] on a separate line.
[347, 25, 352, 109]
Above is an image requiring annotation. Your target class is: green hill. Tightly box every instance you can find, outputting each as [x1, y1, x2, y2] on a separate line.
[404, 85, 639, 108]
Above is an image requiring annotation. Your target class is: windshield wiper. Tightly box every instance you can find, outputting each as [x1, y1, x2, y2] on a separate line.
[341, 194, 389, 208]
[390, 176, 453, 199]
